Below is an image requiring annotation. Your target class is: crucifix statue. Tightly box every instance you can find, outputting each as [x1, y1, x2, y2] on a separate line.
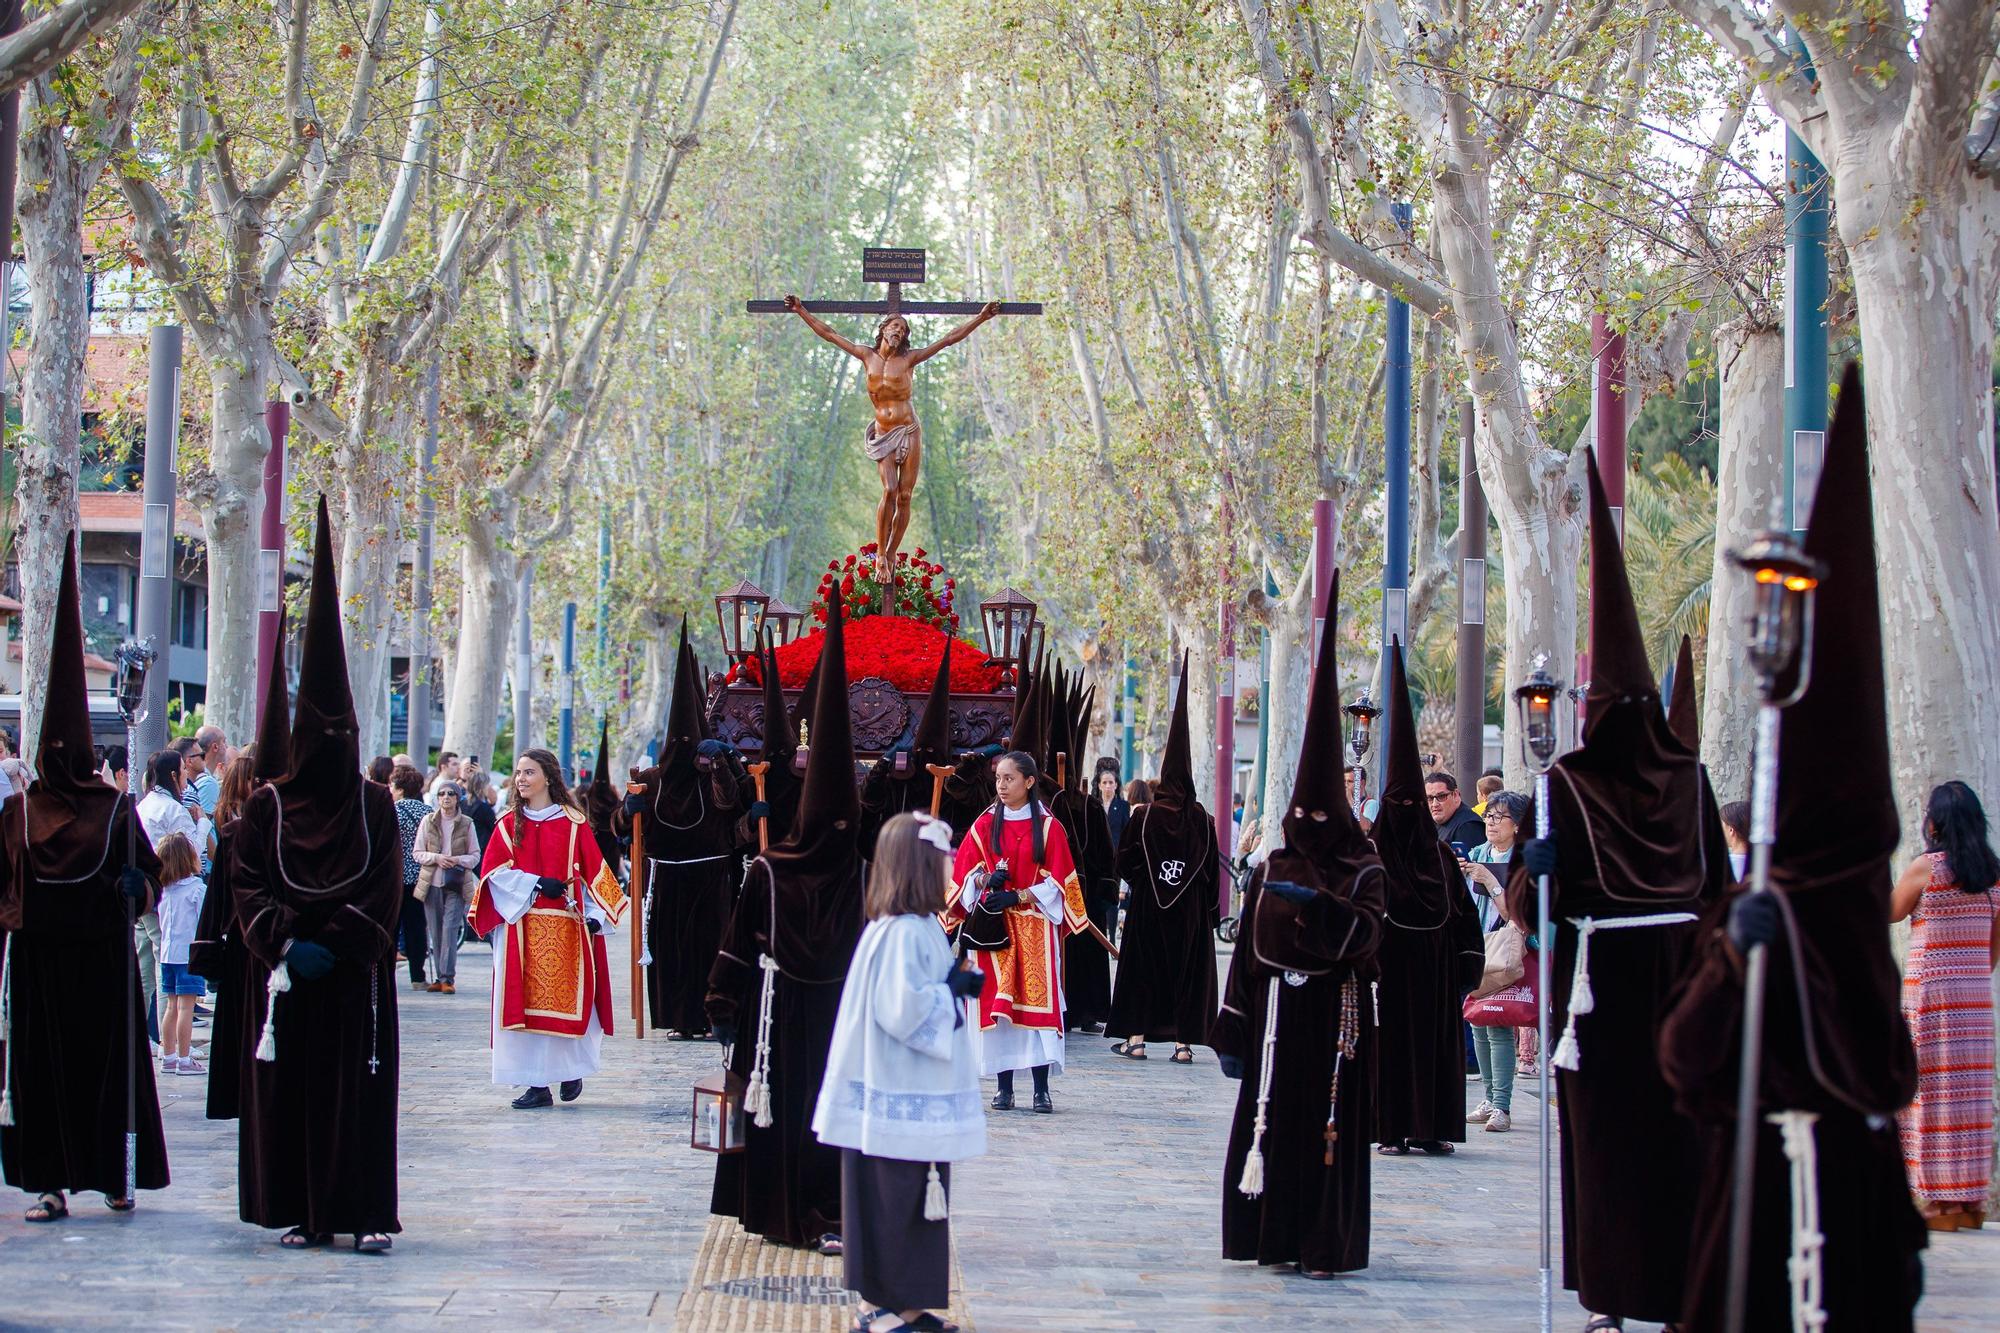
[750, 248, 1041, 584]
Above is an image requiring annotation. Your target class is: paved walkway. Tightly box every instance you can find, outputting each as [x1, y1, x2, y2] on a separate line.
[1, 942, 1993, 1330]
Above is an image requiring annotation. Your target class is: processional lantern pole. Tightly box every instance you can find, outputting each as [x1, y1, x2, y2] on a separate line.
[113, 637, 156, 1209]
[1343, 691, 1379, 816]
[1513, 660, 1562, 1333]
[1722, 531, 1822, 1333]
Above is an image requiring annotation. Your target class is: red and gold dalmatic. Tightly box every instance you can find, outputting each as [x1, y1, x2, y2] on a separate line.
[945, 806, 1089, 1034]
[471, 807, 627, 1037]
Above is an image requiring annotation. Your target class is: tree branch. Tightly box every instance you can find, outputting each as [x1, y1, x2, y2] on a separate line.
[0, 0, 150, 99]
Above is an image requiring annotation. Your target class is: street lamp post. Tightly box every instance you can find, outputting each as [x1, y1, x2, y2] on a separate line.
[1514, 661, 1562, 1333]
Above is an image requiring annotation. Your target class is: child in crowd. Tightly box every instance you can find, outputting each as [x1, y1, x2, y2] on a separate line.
[814, 813, 986, 1333]
[153, 832, 208, 1075]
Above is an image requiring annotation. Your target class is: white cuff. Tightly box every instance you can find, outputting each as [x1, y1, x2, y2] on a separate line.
[486, 867, 539, 924]
[1027, 877, 1063, 923]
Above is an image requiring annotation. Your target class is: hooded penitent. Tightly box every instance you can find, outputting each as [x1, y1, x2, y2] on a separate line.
[859, 637, 955, 855]
[652, 619, 709, 825]
[254, 608, 292, 783]
[1661, 364, 1923, 1332]
[1106, 654, 1218, 1045]
[1047, 662, 1115, 1030]
[1371, 637, 1483, 1149]
[706, 595, 865, 1247]
[1667, 633, 1700, 753]
[227, 495, 403, 1237]
[1498, 451, 1728, 1326]
[583, 718, 624, 877]
[1211, 573, 1386, 1275]
[753, 632, 804, 847]
[0, 536, 169, 1198]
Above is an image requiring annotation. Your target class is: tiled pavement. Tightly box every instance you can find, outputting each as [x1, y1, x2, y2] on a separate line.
[1, 941, 1993, 1330]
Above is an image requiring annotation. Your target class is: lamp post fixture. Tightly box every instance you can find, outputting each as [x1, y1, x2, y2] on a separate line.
[1343, 690, 1380, 813]
[713, 580, 771, 666]
[978, 587, 1038, 688]
[1721, 530, 1823, 1333]
[1513, 658, 1562, 1333]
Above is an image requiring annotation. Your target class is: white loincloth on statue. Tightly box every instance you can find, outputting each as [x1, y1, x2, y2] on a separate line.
[864, 420, 919, 464]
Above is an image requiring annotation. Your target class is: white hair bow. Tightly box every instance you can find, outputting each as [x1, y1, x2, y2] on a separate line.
[915, 815, 954, 854]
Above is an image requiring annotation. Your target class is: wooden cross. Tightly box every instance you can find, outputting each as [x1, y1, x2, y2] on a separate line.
[746, 246, 1042, 319]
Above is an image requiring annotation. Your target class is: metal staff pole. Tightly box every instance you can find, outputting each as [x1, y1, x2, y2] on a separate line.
[1344, 691, 1380, 823]
[1514, 661, 1563, 1333]
[112, 639, 156, 1209]
[1721, 532, 1822, 1333]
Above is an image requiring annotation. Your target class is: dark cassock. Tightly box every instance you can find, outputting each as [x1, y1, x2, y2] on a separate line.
[748, 633, 804, 850]
[583, 717, 626, 882]
[1500, 453, 1727, 1326]
[188, 611, 294, 1122]
[707, 596, 865, 1250]
[1371, 640, 1483, 1152]
[1049, 676, 1116, 1032]
[616, 620, 752, 1037]
[1212, 575, 1386, 1276]
[1660, 364, 1924, 1333]
[1107, 658, 1219, 1052]
[0, 540, 168, 1216]
[229, 497, 403, 1248]
[858, 638, 957, 858]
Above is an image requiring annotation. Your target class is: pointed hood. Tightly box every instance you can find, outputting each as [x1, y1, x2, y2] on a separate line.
[1666, 633, 1699, 753]
[273, 496, 368, 889]
[908, 635, 955, 769]
[254, 607, 292, 782]
[764, 592, 858, 878]
[651, 616, 715, 825]
[583, 716, 622, 867]
[23, 536, 122, 882]
[759, 630, 798, 768]
[1009, 647, 1045, 757]
[1539, 457, 1712, 913]
[1257, 571, 1385, 974]
[1134, 651, 1209, 856]
[1045, 662, 1073, 781]
[1583, 449, 1658, 735]
[1154, 653, 1195, 807]
[1373, 639, 1456, 922]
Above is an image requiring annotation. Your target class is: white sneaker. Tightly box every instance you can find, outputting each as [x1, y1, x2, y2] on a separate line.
[1485, 1109, 1513, 1133]
[1467, 1099, 1494, 1123]
[160, 1055, 181, 1074]
[176, 1058, 206, 1076]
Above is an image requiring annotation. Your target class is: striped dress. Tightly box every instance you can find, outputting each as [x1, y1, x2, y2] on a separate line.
[1898, 852, 2000, 1203]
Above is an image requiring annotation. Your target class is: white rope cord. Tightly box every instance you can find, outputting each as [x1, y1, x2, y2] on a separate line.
[1, 934, 14, 1126]
[924, 1162, 949, 1222]
[741, 953, 779, 1128]
[1238, 977, 1282, 1197]
[1770, 1109, 1827, 1333]
[254, 961, 292, 1062]
[1550, 912, 1698, 1071]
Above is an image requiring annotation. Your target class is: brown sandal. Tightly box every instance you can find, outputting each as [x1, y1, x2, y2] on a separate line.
[25, 1192, 67, 1222]
[1111, 1040, 1147, 1060]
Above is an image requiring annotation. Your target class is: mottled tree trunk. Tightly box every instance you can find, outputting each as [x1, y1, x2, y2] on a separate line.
[1701, 320, 1782, 803]
[203, 347, 273, 747]
[1258, 574, 1312, 837]
[438, 509, 517, 764]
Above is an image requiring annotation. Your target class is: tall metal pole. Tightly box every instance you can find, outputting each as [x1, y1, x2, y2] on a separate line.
[0, 0, 21, 496]
[407, 361, 440, 763]
[1252, 567, 1276, 819]
[256, 401, 289, 721]
[512, 561, 535, 761]
[1381, 202, 1414, 746]
[135, 328, 182, 759]
[1216, 581, 1237, 900]
[1455, 404, 1487, 784]
[1120, 655, 1136, 779]
[1783, 30, 1830, 536]
[1591, 312, 1627, 542]
[558, 600, 577, 775]
[1534, 765, 1555, 1333]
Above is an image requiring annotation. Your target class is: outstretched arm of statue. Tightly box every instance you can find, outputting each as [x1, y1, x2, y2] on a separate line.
[784, 293, 870, 360]
[907, 301, 1000, 367]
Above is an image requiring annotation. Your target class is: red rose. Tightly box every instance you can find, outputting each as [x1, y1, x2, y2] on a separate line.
[914, 547, 926, 558]
[841, 574, 854, 594]
[828, 560, 839, 572]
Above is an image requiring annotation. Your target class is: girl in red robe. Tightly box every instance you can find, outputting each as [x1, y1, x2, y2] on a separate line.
[945, 752, 1088, 1113]
[470, 748, 625, 1109]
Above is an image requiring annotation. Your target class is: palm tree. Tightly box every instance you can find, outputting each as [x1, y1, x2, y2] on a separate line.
[1621, 454, 1716, 677]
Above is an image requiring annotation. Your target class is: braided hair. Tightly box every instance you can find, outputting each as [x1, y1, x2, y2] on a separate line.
[989, 750, 1047, 864]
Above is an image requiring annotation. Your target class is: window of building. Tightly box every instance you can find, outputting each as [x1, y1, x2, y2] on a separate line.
[173, 582, 206, 649]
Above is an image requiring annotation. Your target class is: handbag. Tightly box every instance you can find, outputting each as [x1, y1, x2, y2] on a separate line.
[439, 863, 468, 891]
[1470, 923, 1525, 999]
[1464, 946, 1538, 1027]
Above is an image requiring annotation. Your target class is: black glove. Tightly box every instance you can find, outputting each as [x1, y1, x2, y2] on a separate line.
[285, 939, 335, 982]
[982, 865, 1012, 893]
[1264, 879, 1316, 906]
[748, 801, 770, 821]
[1727, 891, 1782, 954]
[535, 876, 569, 900]
[945, 963, 985, 999]
[974, 743, 1005, 758]
[981, 888, 1021, 911]
[1218, 1053, 1244, 1080]
[711, 1020, 738, 1049]
[1522, 837, 1558, 879]
[586, 918, 603, 935]
[622, 791, 645, 818]
[118, 866, 148, 904]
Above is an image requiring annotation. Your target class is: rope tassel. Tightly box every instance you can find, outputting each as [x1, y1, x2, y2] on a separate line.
[1238, 978, 1281, 1197]
[1, 934, 13, 1126]
[742, 954, 779, 1129]
[255, 961, 292, 1062]
[923, 1163, 948, 1221]
[1771, 1109, 1827, 1333]
[638, 888, 654, 968]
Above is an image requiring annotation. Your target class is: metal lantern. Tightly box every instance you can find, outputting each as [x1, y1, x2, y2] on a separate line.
[764, 595, 803, 646]
[691, 1069, 747, 1154]
[1343, 690, 1381, 762]
[1513, 660, 1563, 772]
[1729, 531, 1824, 705]
[713, 580, 770, 666]
[978, 587, 1038, 684]
[113, 639, 157, 725]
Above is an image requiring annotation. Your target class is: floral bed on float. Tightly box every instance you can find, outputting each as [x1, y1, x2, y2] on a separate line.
[722, 544, 1005, 696]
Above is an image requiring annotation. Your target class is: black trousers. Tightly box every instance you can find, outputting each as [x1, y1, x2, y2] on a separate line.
[399, 885, 429, 984]
[995, 1066, 1050, 1096]
[841, 1151, 949, 1312]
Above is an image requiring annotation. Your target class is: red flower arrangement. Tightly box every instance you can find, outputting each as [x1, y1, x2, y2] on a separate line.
[807, 543, 956, 631]
[725, 614, 1003, 695]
